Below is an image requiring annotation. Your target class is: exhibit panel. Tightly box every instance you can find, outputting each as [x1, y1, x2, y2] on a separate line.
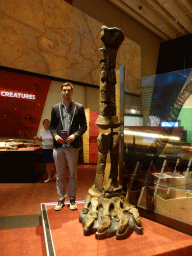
[0, 69, 51, 139]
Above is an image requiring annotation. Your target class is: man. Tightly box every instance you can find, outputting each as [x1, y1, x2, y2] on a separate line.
[50, 82, 87, 211]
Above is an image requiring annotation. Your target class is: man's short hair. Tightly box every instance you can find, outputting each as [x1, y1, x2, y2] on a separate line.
[61, 82, 73, 91]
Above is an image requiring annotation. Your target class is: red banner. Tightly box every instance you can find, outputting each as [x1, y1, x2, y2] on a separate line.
[0, 70, 51, 139]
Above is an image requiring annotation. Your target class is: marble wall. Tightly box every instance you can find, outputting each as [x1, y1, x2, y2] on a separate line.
[0, 0, 141, 94]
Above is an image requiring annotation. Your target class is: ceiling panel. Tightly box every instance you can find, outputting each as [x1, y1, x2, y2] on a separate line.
[108, 0, 192, 41]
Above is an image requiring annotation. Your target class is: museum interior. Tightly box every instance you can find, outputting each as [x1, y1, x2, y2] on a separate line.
[1, 0, 192, 255]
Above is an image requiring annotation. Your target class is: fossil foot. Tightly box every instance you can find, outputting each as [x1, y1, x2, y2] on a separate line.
[97, 215, 111, 233]
[88, 185, 103, 197]
[79, 195, 143, 239]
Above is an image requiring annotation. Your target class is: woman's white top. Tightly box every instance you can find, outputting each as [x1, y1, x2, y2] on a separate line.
[39, 129, 54, 149]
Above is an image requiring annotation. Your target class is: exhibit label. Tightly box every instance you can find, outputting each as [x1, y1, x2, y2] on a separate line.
[0, 90, 36, 100]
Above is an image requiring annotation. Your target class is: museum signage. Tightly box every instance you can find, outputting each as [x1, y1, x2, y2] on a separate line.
[0, 90, 36, 100]
[0, 68, 51, 139]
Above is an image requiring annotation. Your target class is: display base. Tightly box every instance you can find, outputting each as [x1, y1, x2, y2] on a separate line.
[41, 202, 192, 256]
[0, 147, 44, 183]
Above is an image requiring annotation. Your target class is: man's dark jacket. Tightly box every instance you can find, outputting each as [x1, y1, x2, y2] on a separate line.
[50, 101, 87, 148]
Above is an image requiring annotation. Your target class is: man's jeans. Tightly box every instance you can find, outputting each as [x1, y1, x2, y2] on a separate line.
[53, 146, 79, 200]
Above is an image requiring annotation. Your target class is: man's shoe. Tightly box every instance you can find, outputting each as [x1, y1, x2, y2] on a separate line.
[54, 200, 65, 211]
[69, 199, 77, 210]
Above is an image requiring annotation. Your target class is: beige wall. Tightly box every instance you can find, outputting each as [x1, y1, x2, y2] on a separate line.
[72, 0, 162, 124]
[86, 87, 99, 112]
[0, 0, 141, 91]
[0, 0, 142, 125]
[0, 0, 160, 129]
[73, 0, 162, 78]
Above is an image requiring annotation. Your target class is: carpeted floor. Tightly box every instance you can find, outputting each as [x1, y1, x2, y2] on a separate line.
[1, 164, 192, 256]
[43, 203, 192, 256]
[0, 164, 96, 255]
[0, 226, 46, 256]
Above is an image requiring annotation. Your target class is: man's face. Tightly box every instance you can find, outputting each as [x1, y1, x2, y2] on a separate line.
[61, 85, 73, 102]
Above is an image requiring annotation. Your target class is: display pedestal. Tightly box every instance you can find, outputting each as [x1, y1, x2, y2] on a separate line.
[41, 202, 192, 256]
[0, 147, 44, 183]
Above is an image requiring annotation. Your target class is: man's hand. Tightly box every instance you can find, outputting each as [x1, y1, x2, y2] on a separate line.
[55, 135, 65, 144]
[66, 134, 76, 143]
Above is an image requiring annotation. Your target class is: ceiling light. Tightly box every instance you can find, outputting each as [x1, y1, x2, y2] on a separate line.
[130, 109, 136, 114]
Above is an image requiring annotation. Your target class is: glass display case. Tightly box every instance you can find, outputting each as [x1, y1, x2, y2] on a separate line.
[0, 138, 43, 183]
[123, 126, 192, 235]
[0, 138, 40, 151]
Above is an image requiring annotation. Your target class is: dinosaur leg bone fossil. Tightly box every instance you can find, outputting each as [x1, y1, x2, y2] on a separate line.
[89, 133, 111, 196]
[123, 201, 142, 233]
[84, 197, 99, 229]
[97, 198, 112, 233]
[81, 195, 92, 214]
[111, 197, 129, 234]
[104, 133, 123, 194]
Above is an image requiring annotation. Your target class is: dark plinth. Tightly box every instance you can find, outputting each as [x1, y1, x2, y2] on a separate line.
[0, 147, 45, 183]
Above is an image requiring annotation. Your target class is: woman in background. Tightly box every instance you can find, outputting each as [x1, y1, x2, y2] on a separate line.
[34, 119, 56, 182]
